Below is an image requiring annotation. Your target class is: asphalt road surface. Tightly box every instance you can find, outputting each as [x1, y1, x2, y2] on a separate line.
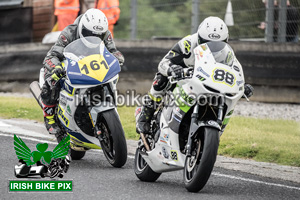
[1, 132, 300, 200]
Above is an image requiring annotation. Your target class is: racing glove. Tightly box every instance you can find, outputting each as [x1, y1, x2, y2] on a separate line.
[51, 65, 65, 81]
[112, 50, 125, 66]
[244, 83, 254, 98]
[167, 65, 184, 79]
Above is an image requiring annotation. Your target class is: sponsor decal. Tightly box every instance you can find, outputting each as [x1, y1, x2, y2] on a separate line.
[196, 74, 206, 81]
[159, 133, 169, 143]
[93, 25, 103, 31]
[153, 79, 159, 86]
[179, 87, 195, 105]
[67, 105, 71, 114]
[237, 80, 244, 86]
[172, 115, 181, 123]
[68, 71, 82, 76]
[208, 120, 219, 126]
[70, 60, 76, 66]
[45, 59, 55, 68]
[58, 106, 69, 127]
[197, 67, 210, 77]
[233, 65, 240, 72]
[200, 44, 208, 51]
[184, 40, 191, 54]
[208, 33, 221, 40]
[59, 97, 67, 106]
[174, 107, 183, 118]
[107, 34, 112, 41]
[225, 51, 233, 65]
[43, 107, 54, 116]
[162, 147, 169, 159]
[64, 82, 74, 95]
[60, 35, 68, 44]
[60, 93, 73, 102]
[200, 51, 204, 58]
[170, 150, 178, 161]
[135, 107, 141, 117]
[195, 49, 201, 60]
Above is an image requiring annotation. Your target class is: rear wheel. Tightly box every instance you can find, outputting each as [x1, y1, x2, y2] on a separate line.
[98, 109, 127, 168]
[134, 148, 161, 182]
[184, 127, 220, 192]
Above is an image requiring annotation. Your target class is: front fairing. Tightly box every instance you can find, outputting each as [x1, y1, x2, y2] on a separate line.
[175, 42, 245, 116]
[63, 37, 120, 86]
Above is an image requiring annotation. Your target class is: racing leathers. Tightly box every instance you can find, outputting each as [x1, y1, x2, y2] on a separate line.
[136, 33, 253, 134]
[41, 14, 124, 142]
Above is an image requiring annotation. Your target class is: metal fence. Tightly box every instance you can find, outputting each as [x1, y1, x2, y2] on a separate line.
[113, 0, 300, 42]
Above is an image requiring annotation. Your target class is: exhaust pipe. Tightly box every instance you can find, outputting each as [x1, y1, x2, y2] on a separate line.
[29, 81, 43, 108]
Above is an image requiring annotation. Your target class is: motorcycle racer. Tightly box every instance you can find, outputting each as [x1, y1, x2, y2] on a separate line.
[41, 8, 125, 142]
[136, 16, 254, 135]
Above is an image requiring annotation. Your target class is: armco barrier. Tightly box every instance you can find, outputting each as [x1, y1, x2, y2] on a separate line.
[0, 40, 299, 103]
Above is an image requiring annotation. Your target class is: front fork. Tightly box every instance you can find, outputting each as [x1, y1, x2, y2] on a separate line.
[186, 104, 199, 157]
[186, 102, 224, 157]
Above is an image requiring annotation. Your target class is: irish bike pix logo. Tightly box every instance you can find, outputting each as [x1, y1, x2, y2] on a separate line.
[13, 134, 71, 179]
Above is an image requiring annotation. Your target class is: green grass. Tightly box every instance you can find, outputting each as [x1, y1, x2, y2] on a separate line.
[0, 96, 299, 167]
[219, 117, 300, 167]
[0, 96, 43, 121]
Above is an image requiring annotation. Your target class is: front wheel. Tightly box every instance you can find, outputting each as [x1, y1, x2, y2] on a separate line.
[184, 127, 220, 193]
[98, 109, 127, 168]
[134, 148, 161, 182]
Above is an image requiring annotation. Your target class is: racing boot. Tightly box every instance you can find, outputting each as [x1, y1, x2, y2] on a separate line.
[42, 103, 61, 135]
[44, 115, 61, 135]
[136, 95, 158, 134]
[44, 115, 65, 143]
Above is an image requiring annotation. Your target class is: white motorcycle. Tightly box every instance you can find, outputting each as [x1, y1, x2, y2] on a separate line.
[134, 41, 245, 192]
[30, 37, 127, 168]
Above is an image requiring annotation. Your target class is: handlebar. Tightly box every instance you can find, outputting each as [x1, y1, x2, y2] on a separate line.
[46, 74, 66, 90]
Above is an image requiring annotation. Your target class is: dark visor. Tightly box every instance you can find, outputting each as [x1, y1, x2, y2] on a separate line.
[82, 26, 101, 37]
[198, 34, 227, 44]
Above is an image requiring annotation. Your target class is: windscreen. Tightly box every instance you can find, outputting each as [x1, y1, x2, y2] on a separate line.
[64, 36, 102, 60]
[206, 41, 235, 67]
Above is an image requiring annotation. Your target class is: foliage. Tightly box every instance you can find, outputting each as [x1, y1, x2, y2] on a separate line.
[115, 0, 267, 39]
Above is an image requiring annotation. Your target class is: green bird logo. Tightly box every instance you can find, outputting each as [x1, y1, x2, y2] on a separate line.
[14, 134, 70, 166]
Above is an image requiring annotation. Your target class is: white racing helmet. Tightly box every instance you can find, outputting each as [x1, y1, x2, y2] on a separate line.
[78, 8, 108, 39]
[197, 17, 229, 45]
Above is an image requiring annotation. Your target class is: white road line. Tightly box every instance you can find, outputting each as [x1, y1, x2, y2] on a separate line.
[0, 132, 57, 144]
[0, 121, 12, 127]
[2, 132, 300, 191]
[212, 172, 300, 191]
[0, 120, 53, 139]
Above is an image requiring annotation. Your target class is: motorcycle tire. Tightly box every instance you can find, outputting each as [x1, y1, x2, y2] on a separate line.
[184, 127, 220, 192]
[134, 148, 161, 182]
[70, 149, 86, 160]
[99, 109, 127, 168]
